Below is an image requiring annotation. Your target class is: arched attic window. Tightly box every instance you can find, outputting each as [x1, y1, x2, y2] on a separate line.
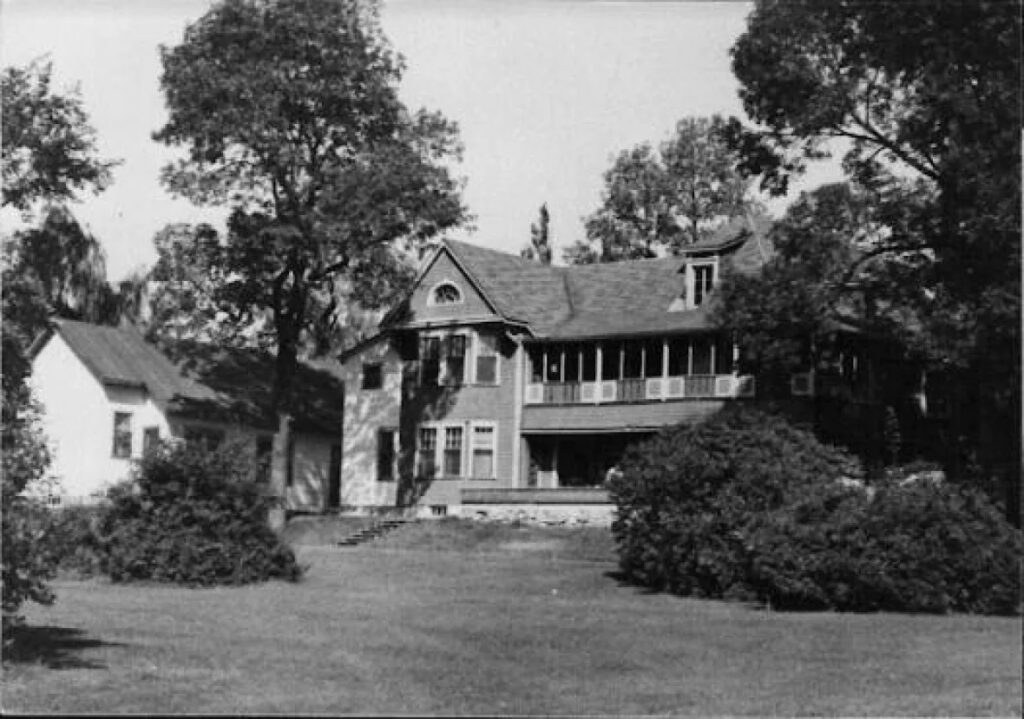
[430, 281, 463, 306]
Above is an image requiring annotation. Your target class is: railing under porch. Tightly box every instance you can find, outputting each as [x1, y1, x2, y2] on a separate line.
[525, 374, 755, 405]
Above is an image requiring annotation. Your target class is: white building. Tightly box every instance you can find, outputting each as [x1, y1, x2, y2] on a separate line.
[29, 319, 343, 510]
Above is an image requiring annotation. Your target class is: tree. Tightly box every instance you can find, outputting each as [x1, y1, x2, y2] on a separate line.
[5, 205, 119, 324]
[521, 203, 552, 264]
[728, 0, 1020, 521]
[1, 59, 118, 214]
[564, 115, 756, 264]
[154, 0, 466, 504]
[143, 223, 268, 348]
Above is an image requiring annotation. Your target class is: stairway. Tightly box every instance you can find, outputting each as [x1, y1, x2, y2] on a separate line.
[336, 517, 414, 547]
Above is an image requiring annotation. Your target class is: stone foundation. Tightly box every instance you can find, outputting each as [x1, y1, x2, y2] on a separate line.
[458, 502, 614, 527]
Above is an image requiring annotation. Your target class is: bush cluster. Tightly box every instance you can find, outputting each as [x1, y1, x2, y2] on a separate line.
[608, 406, 1021, 614]
[749, 479, 1022, 614]
[92, 439, 302, 586]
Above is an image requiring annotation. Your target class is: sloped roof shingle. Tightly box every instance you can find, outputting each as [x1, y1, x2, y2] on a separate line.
[51, 320, 343, 434]
[437, 216, 772, 340]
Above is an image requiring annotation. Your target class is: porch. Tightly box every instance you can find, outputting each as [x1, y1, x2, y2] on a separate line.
[524, 334, 755, 405]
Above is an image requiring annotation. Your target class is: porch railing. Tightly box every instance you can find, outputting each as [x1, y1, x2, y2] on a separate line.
[525, 374, 755, 406]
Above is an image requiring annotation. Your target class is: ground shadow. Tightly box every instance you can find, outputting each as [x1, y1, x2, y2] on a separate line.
[603, 569, 662, 595]
[3, 625, 126, 670]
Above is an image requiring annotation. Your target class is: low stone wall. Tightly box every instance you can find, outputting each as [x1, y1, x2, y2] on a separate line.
[457, 502, 615, 527]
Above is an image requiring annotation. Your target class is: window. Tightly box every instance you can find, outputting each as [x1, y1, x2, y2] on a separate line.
[471, 424, 496, 479]
[475, 332, 499, 384]
[112, 412, 132, 458]
[377, 429, 396, 482]
[443, 335, 467, 386]
[142, 426, 160, 455]
[443, 426, 463, 476]
[417, 427, 437, 478]
[419, 334, 469, 386]
[692, 264, 715, 307]
[420, 336, 441, 385]
[431, 282, 462, 305]
[362, 362, 383, 390]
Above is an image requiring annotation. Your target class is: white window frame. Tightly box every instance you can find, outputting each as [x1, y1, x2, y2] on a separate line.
[469, 421, 498, 479]
[416, 426, 438, 479]
[687, 259, 718, 309]
[419, 330, 470, 386]
[471, 329, 501, 385]
[415, 420, 498, 480]
[427, 280, 464, 307]
[112, 411, 133, 459]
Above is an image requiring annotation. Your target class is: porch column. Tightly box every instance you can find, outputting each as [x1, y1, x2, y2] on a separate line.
[687, 338, 694, 375]
[710, 340, 716, 376]
[662, 337, 670, 401]
[595, 342, 603, 404]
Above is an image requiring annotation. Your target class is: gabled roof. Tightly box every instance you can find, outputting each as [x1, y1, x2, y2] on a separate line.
[46, 320, 343, 434]
[408, 216, 773, 341]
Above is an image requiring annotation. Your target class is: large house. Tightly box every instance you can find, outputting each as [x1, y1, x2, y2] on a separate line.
[338, 218, 793, 521]
[30, 319, 345, 509]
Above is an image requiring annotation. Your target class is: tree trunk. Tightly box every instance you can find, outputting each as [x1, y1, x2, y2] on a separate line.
[267, 411, 291, 533]
[268, 299, 302, 532]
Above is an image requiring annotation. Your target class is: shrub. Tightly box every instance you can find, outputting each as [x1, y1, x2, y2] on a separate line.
[608, 405, 860, 599]
[749, 479, 1022, 614]
[93, 439, 302, 586]
[48, 504, 106, 577]
[2, 394, 57, 637]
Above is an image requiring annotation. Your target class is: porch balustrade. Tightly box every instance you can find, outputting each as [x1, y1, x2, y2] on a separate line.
[525, 373, 753, 405]
[524, 335, 756, 406]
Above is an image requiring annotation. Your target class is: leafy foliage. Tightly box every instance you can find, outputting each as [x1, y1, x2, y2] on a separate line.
[154, 0, 466, 414]
[728, 0, 1020, 520]
[609, 407, 1020, 614]
[564, 115, 757, 264]
[4, 206, 123, 325]
[1, 59, 118, 213]
[1, 396, 57, 635]
[608, 406, 860, 598]
[93, 440, 302, 586]
[748, 479, 1022, 615]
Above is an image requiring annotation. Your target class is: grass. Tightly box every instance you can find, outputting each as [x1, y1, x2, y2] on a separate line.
[4, 524, 1021, 715]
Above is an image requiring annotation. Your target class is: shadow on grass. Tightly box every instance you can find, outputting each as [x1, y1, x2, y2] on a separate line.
[603, 569, 661, 595]
[3, 625, 125, 669]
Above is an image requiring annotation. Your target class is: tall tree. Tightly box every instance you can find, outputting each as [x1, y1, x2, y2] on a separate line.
[1, 60, 118, 214]
[728, 0, 1020, 520]
[154, 0, 466, 502]
[564, 115, 756, 264]
[1, 60, 119, 633]
[521, 203, 552, 264]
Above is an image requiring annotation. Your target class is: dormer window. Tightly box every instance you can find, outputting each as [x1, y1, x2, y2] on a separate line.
[430, 282, 462, 305]
[692, 264, 715, 307]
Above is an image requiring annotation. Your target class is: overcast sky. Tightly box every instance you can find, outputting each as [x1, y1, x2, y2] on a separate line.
[2, 0, 842, 280]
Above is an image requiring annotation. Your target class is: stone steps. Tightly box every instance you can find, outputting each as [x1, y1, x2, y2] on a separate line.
[336, 518, 415, 547]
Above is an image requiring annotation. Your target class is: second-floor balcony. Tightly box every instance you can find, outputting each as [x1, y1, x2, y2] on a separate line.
[524, 335, 755, 406]
[525, 374, 754, 405]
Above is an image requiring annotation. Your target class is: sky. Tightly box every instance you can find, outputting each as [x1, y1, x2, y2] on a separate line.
[1, 0, 843, 280]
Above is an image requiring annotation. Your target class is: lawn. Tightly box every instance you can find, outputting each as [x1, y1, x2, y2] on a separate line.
[4, 523, 1021, 715]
